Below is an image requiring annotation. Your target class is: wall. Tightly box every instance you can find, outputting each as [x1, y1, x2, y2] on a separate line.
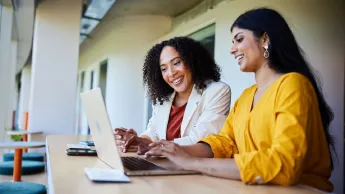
[79, 15, 172, 133]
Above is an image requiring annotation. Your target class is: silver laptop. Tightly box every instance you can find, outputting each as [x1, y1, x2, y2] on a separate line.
[80, 87, 199, 176]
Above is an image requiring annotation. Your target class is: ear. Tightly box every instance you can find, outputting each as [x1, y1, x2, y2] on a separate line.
[261, 32, 270, 49]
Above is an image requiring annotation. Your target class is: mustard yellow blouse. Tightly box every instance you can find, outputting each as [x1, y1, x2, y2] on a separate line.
[201, 73, 333, 192]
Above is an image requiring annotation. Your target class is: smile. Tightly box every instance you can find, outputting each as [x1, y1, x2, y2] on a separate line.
[171, 77, 183, 85]
[235, 54, 244, 63]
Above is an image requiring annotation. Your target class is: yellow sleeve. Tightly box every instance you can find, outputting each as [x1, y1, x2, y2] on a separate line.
[199, 100, 239, 158]
[234, 75, 313, 186]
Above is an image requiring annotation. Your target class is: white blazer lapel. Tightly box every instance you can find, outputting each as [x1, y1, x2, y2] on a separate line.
[180, 85, 201, 136]
[157, 92, 175, 140]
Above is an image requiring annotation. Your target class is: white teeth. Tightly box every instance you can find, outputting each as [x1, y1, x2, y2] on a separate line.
[172, 77, 182, 85]
[236, 55, 244, 62]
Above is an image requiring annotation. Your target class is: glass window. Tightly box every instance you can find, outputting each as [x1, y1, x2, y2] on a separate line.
[80, 18, 99, 34]
[79, 0, 116, 44]
[99, 60, 108, 100]
[188, 24, 216, 57]
[84, 0, 116, 19]
[80, 35, 87, 44]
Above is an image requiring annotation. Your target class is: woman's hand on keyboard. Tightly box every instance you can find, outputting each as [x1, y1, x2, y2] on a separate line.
[114, 127, 137, 146]
[145, 140, 192, 169]
[123, 136, 152, 154]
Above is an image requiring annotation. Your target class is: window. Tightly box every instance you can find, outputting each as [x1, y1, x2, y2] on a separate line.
[188, 24, 216, 57]
[99, 60, 108, 100]
[80, 71, 85, 91]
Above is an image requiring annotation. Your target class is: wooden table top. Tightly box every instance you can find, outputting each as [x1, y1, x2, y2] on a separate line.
[0, 141, 46, 149]
[46, 135, 322, 194]
[6, 129, 44, 135]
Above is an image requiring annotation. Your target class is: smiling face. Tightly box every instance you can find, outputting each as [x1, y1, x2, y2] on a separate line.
[159, 46, 194, 96]
[230, 27, 268, 72]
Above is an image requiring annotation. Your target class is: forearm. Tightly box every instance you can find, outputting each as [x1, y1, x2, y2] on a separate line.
[183, 143, 214, 158]
[186, 158, 241, 180]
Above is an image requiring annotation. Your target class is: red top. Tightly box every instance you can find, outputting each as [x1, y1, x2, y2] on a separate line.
[166, 103, 187, 141]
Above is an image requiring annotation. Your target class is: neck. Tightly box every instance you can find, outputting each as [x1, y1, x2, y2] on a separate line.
[254, 63, 281, 89]
[175, 85, 193, 102]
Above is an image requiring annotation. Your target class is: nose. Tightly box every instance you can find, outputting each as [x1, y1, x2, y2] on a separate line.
[167, 66, 176, 77]
[230, 44, 237, 56]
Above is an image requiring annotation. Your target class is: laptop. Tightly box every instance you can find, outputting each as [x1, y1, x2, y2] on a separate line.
[80, 87, 199, 176]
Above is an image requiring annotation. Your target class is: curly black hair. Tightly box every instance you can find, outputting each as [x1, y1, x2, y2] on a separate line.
[143, 36, 221, 105]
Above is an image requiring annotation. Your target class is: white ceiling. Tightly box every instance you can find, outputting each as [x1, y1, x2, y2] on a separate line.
[0, 0, 35, 74]
[105, 0, 203, 18]
[79, 0, 203, 44]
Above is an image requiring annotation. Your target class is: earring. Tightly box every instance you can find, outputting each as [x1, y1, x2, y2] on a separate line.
[264, 45, 269, 58]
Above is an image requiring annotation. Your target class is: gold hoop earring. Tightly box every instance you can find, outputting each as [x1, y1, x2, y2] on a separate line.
[264, 45, 269, 58]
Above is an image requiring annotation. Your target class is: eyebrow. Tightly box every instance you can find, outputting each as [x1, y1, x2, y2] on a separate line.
[160, 57, 182, 66]
[232, 32, 243, 42]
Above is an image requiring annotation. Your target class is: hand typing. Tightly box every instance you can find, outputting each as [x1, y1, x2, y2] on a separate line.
[114, 127, 152, 154]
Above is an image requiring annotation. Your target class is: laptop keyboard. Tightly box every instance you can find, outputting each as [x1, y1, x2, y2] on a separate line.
[121, 157, 166, 171]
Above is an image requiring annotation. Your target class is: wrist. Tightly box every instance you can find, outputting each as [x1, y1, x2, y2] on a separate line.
[141, 135, 152, 142]
[184, 157, 200, 171]
[137, 137, 152, 144]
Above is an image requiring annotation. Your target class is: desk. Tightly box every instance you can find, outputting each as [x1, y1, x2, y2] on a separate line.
[6, 129, 44, 152]
[6, 130, 43, 135]
[46, 135, 321, 194]
[0, 141, 45, 181]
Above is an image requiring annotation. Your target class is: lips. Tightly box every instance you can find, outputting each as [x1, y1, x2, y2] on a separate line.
[235, 54, 244, 63]
[171, 77, 183, 85]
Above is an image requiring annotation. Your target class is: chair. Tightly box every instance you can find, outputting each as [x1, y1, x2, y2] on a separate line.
[0, 141, 47, 194]
[0, 182, 46, 194]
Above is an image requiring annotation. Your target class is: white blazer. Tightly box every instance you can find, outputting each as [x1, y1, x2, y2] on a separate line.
[141, 81, 231, 145]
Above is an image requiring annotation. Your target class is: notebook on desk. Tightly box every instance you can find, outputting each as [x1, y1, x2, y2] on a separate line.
[80, 87, 199, 177]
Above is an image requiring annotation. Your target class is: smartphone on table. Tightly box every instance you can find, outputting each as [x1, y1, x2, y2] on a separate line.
[66, 149, 97, 156]
[80, 141, 95, 146]
[67, 144, 91, 150]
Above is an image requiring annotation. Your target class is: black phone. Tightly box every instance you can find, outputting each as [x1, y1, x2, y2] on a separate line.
[66, 148, 97, 156]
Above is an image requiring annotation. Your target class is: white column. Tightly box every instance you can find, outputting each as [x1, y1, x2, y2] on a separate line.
[28, 0, 82, 134]
[18, 65, 32, 129]
[4, 42, 18, 129]
[0, 6, 13, 141]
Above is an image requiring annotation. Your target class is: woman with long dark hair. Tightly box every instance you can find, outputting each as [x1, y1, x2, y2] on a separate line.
[146, 8, 335, 192]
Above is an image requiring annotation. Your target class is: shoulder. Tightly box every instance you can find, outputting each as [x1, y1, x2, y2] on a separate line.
[198, 81, 231, 105]
[277, 72, 314, 93]
[280, 72, 310, 84]
[203, 80, 231, 95]
[275, 72, 317, 105]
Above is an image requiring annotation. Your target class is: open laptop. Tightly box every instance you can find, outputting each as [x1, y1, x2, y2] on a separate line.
[80, 87, 199, 176]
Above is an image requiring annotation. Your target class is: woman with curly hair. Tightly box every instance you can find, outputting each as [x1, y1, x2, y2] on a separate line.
[114, 37, 231, 154]
[146, 8, 335, 192]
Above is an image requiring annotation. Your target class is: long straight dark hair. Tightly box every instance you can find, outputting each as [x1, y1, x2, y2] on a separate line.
[231, 8, 335, 168]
